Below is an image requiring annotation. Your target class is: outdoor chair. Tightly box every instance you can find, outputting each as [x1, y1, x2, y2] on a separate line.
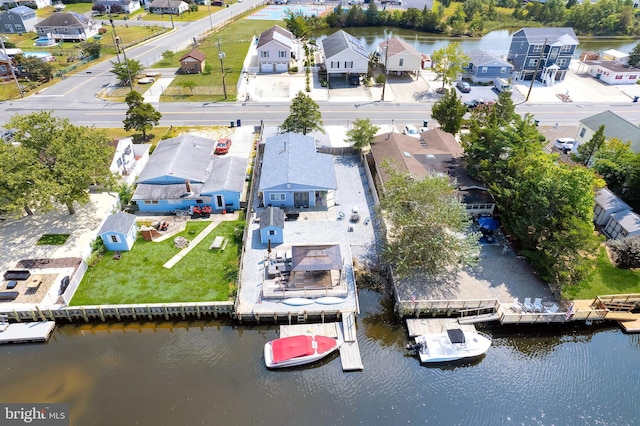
[545, 304, 560, 314]
[524, 297, 534, 312]
[511, 297, 524, 313]
[533, 297, 543, 312]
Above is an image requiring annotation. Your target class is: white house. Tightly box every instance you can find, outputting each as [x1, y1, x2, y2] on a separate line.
[575, 110, 640, 154]
[582, 59, 640, 85]
[256, 25, 294, 73]
[377, 36, 422, 75]
[594, 188, 632, 226]
[109, 137, 151, 185]
[0, 0, 51, 9]
[321, 30, 368, 77]
[35, 12, 99, 42]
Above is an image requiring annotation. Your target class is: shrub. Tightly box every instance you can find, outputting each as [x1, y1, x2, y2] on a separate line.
[375, 73, 386, 84]
[606, 236, 640, 269]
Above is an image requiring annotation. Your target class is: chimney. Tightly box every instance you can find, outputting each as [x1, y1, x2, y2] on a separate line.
[185, 180, 192, 193]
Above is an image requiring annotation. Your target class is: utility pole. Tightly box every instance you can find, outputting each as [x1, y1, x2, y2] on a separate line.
[0, 36, 23, 97]
[218, 39, 227, 100]
[108, 16, 121, 63]
[525, 38, 547, 102]
[207, 1, 213, 31]
[381, 36, 390, 101]
[111, 19, 133, 90]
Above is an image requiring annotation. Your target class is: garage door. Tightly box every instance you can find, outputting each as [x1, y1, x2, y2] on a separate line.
[260, 63, 273, 73]
[275, 63, 288, 73]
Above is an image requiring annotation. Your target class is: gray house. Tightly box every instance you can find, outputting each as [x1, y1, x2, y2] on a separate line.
[35, 12, 99, 41]
[594, 188, 632, 226]
[258, 132, 337, 209]
[462, 49, 514, 83]
[575, 110, 640, 154]
[507, 27, 579, 84]
[257, 25, 294, 73]
[0, 6, 37, 34]
[259, 206, 285, 245]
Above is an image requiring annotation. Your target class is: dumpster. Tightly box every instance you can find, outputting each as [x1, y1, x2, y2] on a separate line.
[236, 119, 241, 127]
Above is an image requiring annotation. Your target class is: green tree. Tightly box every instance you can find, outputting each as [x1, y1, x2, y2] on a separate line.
[571, 124, 606, 166]
[161, 50, 175, 61]
[431, 42, 469, 92]
[346, 118, 379, 151]
[80, 40, 102, 58]
[284, 9, 311, 39]
[0, 139, 49, 216]
[177, 80, 197, 94]
[123, 91, 162, 141]
[628, 42, 640, 68]
[13, 55, 53, 81]
[591, 138, 636, 194]
[7, 112, 115, 215]
[378, 162, 479, 278]
[110, 58, 143, 87]
[491, 90, 517, 127]
[431, 88, 466, 134]
[280, 91, 324, 135]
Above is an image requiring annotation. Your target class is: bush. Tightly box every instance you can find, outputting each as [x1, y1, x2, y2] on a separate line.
[289, 65, 298, 73]
[606, 236, 640, 269]
[375, 73, 386, 84]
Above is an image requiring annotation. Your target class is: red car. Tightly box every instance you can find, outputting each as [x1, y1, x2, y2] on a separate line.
[215, 138, 232, 155]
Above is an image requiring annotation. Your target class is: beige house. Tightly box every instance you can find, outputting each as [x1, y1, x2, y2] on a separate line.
[179, 49, 205, 74]
[377, 36, 422, 75]
[257, 25, 294, 73]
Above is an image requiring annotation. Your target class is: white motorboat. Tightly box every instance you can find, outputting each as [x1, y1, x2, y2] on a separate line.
[264, 335, 341, 368]
[407, 328, 491, 363]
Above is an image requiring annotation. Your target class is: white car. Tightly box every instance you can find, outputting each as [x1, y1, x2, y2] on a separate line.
[403, 124, 420, 138]
[554, 137, 576, 152]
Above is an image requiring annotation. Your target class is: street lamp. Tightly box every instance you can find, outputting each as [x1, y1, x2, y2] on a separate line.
[111, 18, 133, 90]
[217, 39, 227, 100]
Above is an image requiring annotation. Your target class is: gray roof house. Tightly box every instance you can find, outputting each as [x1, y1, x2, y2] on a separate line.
[131, 134, 246, 213]
[322, 30, 368, 77]
[92, 0, 141, 14]
[258, 132, 337, 209]
[594, 188, 632, 226]
[0, 6, 38, 34]
[575, 110, 640, 154]
[507, 27, 579, 84]
[462, 49, 514, 83]
[257, 25, 294, 73]
[98, 212, 138, 251]
[35, 12, 99, 41]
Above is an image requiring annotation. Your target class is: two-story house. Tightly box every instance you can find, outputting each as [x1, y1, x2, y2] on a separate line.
[0, 6, 37, 34]
[377, 36, 422, 76]
[321, 30, 368, 80]
[256, 25, 294, 73]
[507, 27, 579, 85]
[0, 0, 51, 9]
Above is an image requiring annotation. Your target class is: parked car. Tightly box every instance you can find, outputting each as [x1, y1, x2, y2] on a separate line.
[349, 75, 361, 85]
[456, 81, 471, 93]
[494, 78, 512, 93]
[215, 138, 232, 155]
[464, 99, 485, 110]
[554, 137, 576, 152]
[403, 124, 420, 138]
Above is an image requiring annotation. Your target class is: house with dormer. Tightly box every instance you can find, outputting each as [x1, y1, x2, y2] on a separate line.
[507, 27, 579, 84]
[257, 25, 294, 73]
[131, 135, 246, 213]
[0, 6, 37, 34]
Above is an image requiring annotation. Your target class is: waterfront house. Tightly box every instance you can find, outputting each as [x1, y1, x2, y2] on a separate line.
[377, 36, 422, 76]
[594, 188, 632, 227]
[0, 6, 37, 34]
[131, 135, 246, 213]
[109, 137, 151, 186]
[259, 207, 285, 245]
[507, 27, 579, 84]
[575, 110, 640, 154]
[258, 132, 337, 209]
[581, 59, 640, 85]
[369, 129, 495, 216]
[92, 0, 141, 14]
[98, 212, 138, 251]
[178, 49, 205, 74]
[462, 49, 514, 83]
[35, 12, 99, 42]
[0, 0, 50, 9]
[256, 25, 294, 73]
[148, 0, 189, 15]
[321, 30, 368, 79]
[603, 210, 640, 240]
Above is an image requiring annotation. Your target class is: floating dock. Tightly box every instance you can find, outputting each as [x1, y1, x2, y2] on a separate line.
[406, 318, 477, 337]
[0, 321, 56, 344]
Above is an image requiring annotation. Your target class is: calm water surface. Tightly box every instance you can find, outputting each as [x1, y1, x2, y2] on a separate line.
[1, 290, 639, 425]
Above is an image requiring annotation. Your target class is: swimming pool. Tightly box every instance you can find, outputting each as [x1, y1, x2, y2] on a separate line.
[246, 5, 327, 20]
[34, 37, 58, 47]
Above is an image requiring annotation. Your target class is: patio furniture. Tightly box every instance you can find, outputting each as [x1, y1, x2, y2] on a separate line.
[545, 304, 560, 314]
[0, 291, 19, 301]
[511, 297, 524, 313]
[3, 270, 30, 281]
[533, 297, 543, 312]
[6, 281, 17, 290]
[524, 297, 534, 312]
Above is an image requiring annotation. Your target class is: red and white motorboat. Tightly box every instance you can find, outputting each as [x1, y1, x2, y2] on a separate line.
[264, 335, 341, 368]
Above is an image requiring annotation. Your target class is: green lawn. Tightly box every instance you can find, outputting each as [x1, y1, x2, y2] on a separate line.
[71, 220, 244, 305]
[37, 234, 70, 245]
[159, 19, 281, 102]
[563, 246, 640, 300]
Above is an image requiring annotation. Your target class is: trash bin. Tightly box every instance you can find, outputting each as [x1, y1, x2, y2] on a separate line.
[230, 121, 234, 128]
[423, 120, 428, 128]
[236, 119, 241, 127]
[634, 96, 639, 103]
[534, 119, 540, 127]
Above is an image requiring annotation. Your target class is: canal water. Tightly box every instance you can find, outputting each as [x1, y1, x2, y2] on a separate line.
[315, 28, 640, 57]
[1, 289, 639, 425]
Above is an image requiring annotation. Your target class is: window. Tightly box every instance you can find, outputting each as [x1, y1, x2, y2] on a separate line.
[8, 15, 13, 20]
[579, 127, 586, 137]
[500, 67, 507, 74]
[269, 193, 286, 201]
[331, 61, 339, 69]
[15, 25, 23, 31]
[144, 200, 159, 204]
[279, 50, 286, 58]
[561, 45, 572, 52]
[549, 47, 559, 59]
[480, 67, 488, 73]
[268, 230, 276, 236]
[630, 75, 638, 80]
[110, 235, 119, 243]
[196, 199, 204, 204]
[0, 65, 6, 72]
[557, 58, 567, 67]
[520, 41, 524, 49]
[260, 51, 269, 58]
[615, 75, 623, 79]
[532, 44, 542, 53]
[344, 61, 353, 68]
[528, 59, 539, 67]
[399, 58, 404, 67]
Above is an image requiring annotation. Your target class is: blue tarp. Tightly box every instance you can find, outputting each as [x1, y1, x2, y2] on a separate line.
[478, 217, 500, 230]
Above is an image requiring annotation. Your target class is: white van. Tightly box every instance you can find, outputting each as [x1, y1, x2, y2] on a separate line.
[494, 78, 512, 93]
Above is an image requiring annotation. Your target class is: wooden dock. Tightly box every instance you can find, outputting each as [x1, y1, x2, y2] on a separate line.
[0, 321, 56, 344]
[406, 318, 477, 337]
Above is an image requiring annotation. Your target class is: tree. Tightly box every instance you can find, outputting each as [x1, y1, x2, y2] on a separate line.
[431, 43, 469, 92]
[571, 124, 606, 166]
[280, 91, 324, 135]
[80, 40, 102, 58]
[13, 55, 53, 81]
[591, 138, 637, 194]
[491, 90, 517, 127]
[430, 88, 466, 134]
[607, 235, 640, 269]
[110, 58, 143, 87]
[346, 118, 379, 151]
[378, 162, 479, 278]
[123, 91, 162, 141]
[6, 112, 115, 215]
[628, 42, 640, 68]
[177, 80, 197, 94]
